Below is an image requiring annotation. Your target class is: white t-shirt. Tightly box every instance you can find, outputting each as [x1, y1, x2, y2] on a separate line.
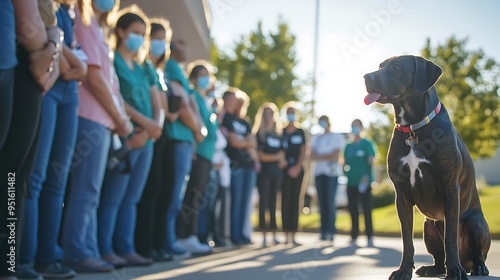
[311, 132, 345, 176]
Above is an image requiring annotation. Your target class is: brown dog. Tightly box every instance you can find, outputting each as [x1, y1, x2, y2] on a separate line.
[364, 55, 491, 280]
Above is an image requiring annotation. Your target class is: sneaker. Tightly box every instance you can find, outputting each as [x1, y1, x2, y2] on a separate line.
[121, 253, 153, 267]
[35, 262, 76, 279]
[167, 242, 191, 260]
[63, 258, 113, 273]
[178, 235, 212, 255]
[101, 253, 127, 268]
[16, 264, 43, 280]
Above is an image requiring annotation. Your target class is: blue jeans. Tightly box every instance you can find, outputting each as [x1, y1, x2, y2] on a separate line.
[230, 167, 256, 243]
[61, 118, 111, 261]
[315, 175, 339, 239]
[21, 81, 79, 264]
[98, 145, 153, 255]
[165, 141, 193, 251]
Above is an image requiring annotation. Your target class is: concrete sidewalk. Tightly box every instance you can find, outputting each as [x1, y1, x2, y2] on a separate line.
[73, 233, 500, 280]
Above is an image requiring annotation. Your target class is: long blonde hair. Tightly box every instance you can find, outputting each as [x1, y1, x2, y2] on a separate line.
[252, 102, 281, 140]
[77, 0, 120, 27]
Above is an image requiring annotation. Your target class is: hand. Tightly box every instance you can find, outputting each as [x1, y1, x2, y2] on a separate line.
[114, 118, 133, 137]
[194, 129, 206, 143]
[278, 158, 288, 170]
[29, 44, 59, 92]
[126, 129, 149, 149]
[143, 119, 162, 140]
[41, 63, 60, 95]
[246, 135, 257, 148]
[59, 55, 71, 78]
[287, 165, 301, 178]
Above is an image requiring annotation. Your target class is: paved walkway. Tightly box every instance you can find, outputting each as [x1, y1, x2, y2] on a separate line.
[74, 233, 500, 280]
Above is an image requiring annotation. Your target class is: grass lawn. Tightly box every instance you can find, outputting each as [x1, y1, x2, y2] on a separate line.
[254, 186, 500, 238]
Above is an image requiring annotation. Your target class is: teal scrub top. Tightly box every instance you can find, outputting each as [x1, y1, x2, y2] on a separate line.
[344, 138, 377, 187]
[163, 59, 194, 143]
[114, 52, 154, 146]
[193, 89, 218, 161]
[143, 59, 161, 92]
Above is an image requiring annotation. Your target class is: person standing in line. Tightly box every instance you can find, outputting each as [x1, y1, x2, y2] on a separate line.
[253, 102, 287, 247]
[135, 17, 178, 262]
[343, 119, 377, 247]
[197, 97, 231, 247]
[309, 115, 345, 244]
[162, 39, 204, 259]
[97, 5, 165, 267]
[280, 102, 306, 246]
[20, 0, 87, 278]
[1, 0, 63, 278]
[221, 89, 256, 245]
[175, 61, 217, 255]
[61, 0, 134, 272]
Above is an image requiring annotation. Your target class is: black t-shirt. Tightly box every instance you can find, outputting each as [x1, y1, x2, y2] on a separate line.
[222, 113, 254, 168]
[257, 129, 283, 174]
[282, 128, 306, 168]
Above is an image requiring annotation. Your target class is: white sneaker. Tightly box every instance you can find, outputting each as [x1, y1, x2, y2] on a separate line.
[179, 235, 212, 255]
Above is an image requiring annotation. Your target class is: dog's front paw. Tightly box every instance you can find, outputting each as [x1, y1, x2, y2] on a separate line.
[445, 266, 468, 280]
[471, 262, 489, 276]
[415, 265, 445, 276]
[389, 269, 412, 280]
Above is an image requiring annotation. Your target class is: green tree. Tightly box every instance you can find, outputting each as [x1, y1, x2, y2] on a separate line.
[211, 18, 303, 120]
[368, 36, 500, 161]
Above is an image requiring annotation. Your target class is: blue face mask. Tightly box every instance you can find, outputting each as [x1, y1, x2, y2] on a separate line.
[197, 75, 210, 90]
[94, 0, 115, 12]
[150, 39, 166, 57]
[319, 120, 328, 129]
[352, 126, 361, 135]
[125, 33, 144, 53]
[287, 114, 295, 122]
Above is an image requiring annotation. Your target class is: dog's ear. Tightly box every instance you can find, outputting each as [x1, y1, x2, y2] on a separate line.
[414, 56, 443, 93]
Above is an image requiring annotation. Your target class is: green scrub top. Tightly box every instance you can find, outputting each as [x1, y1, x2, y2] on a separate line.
[114, 52, 154, 146]
[163, 58, 194, 143]
[343, 138, 377, 187]
[193, 89, 217, 161]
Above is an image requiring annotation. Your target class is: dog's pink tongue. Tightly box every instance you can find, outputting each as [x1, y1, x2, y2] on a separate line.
[364, 93, 381, 105]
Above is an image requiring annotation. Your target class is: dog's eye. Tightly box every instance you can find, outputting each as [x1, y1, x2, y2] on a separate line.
[393, 64, 401, 71]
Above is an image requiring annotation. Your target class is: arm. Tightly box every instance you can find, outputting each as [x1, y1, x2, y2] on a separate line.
[86, 66, 132, 136]
[12, 0, 48, 52]
[124, 102, 162, 140]
[150, 86, 164, 126]
[227, 132, 255, 149]
[60, 45, 87, 81]
[13, 1, 64, 92]
[170, 81, 204, 142]
[257, 150, 284, 162]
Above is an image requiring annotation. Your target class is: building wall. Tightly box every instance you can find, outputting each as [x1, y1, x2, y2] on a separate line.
[120, 0, 211, 62]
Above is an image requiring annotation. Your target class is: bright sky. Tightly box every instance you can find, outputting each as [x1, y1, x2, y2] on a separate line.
[209, 0, 500, 132]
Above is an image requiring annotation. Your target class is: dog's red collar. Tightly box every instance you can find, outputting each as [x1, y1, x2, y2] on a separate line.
[395, 102, 442, 133]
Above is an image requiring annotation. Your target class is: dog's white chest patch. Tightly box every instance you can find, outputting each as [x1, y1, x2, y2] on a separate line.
[400, 148, 430, 187]
[399, 108, 408, 125]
